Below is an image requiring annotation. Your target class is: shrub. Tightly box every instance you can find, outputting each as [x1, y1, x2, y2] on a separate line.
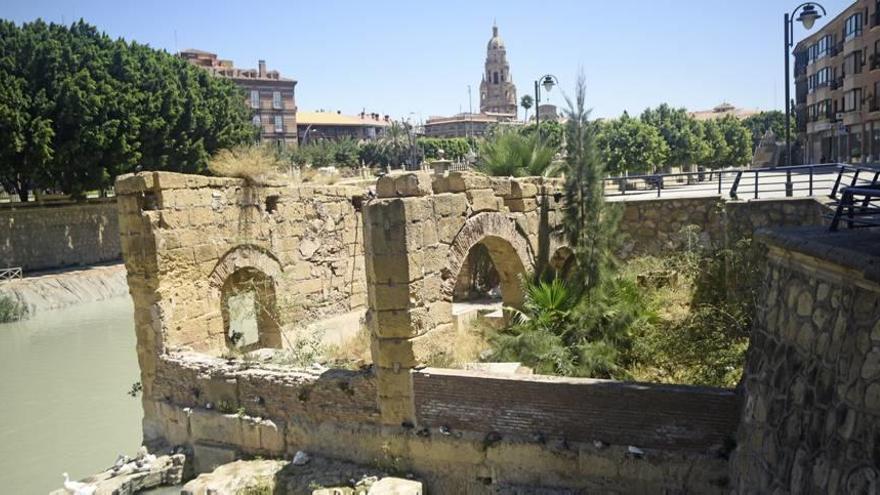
[0, 294, 24, 323]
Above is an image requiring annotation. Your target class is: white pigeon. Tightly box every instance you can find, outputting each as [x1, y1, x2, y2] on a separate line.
[62, 473, 97, 495]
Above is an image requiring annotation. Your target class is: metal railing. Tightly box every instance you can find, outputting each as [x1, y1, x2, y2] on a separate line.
[603, 163, 879, 201]
[0, 267, 22, 283]
[826, 164, 880, 231]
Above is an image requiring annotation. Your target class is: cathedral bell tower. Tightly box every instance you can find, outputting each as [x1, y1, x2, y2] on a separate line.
[479, 23, 517, 117]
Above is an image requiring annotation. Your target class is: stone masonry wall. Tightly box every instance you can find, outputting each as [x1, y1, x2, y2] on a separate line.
[617, 196, 828, 259]
[731, 229, 880, 493]
[0, 199, 121, 271]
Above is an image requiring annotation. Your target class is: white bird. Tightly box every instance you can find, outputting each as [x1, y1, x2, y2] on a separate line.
[62, 473, 97, 495]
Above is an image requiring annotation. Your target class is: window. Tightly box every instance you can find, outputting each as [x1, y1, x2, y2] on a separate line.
[851, 124, 863, 158]
[808, 67, 833, 92]
[272, 91, 282, 109]
[250, 90, 260, 109]
[252, 115, 261, 128]
[274, 115, 283, 133]
[844, 88, 862, 112]
[844, 13, 863, 41]
[845, 50, 864, 75]
[493, 71, 499, 84]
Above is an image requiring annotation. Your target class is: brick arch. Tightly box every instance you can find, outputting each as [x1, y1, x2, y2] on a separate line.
[444, 212, 534, 308]
[209, 245, 284, 350]
[209, 244, 283, 291]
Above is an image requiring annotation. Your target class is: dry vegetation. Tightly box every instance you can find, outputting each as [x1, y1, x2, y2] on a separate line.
[208, 145, 284, 185]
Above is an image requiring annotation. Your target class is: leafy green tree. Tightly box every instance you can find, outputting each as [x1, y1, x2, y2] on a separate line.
[520, 94, 534, 122]
[596, 112, 669, 175]
[716, 115, 752, 167]
[0, 19, 254, 201]
[417, 137, 470, 160]
[477, 129, 554, 177]
[519, 120, 565, 154]
[699, 119, 730, 169]
[640, 104, 707, 170]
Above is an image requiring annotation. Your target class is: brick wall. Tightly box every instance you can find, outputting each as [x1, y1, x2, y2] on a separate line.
[0, 199, 121, 271]
[414, 367, 740, 451]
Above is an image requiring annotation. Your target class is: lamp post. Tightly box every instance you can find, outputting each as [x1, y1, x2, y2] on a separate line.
[534, 74, 558, 142]
[785, 2, 825, 167]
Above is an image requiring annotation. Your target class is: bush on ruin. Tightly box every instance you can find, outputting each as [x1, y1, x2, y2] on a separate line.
[208, 145, 283, 185]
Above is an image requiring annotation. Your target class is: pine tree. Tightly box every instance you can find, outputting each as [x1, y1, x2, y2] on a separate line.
[559, 73, 621, 293]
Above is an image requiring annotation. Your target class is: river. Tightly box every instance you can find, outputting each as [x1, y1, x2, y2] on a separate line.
[0, 296, 142, 494]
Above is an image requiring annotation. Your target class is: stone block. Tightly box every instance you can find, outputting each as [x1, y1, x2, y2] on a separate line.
[466, 188, 500, 212]
[504, 198, 538, 212]
[192, 442, 239, 475]
[190, 409, 243, 446]
[438, 216, 465, 244]
[376, 367, 414, 398]
[447, 171, 490, 192]
[432, 193, 469, 217]
[509, 181, 538, 199]
[367, 282, 412, 311]
[367, 478, 423, 495]
[378, 395, 416, 426]
[371, 335, 417, 369]
[376, 173, 433, 198]
[367, 253, 421, 285]
[489, 177, 513, 197]
[369, 308, 427, 339]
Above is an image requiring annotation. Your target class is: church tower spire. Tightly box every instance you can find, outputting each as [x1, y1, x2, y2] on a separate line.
[479, 23, 517, 118]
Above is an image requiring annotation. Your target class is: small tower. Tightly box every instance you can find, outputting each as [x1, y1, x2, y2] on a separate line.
[479, 23, 517, 118]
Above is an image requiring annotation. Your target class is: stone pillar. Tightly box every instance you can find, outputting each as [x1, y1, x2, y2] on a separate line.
[363, 172, 436, 426]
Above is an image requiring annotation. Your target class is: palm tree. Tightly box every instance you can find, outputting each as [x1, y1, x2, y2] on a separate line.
[520, 94, 534, 123]
[477, 130, 554, 177]
[380, 121, 411, 168]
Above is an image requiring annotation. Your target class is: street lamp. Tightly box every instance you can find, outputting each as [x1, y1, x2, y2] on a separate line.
[785, 2, 826, 167]
[534, 74, 558, 141]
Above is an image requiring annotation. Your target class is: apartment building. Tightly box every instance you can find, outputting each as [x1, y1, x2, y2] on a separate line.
[180, 49, 298, 148]
[296, 111, 390, 143]
[795, 0, 880, 163]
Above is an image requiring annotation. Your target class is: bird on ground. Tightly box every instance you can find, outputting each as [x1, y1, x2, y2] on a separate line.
[62, 473, 96, 495]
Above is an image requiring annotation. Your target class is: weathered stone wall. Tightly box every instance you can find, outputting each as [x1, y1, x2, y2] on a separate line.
[617, 196, 829, 258]
[144, 355, 736, 493]
[116, 171, 367, 358]
[731, 228, 880, 493]
[0, 199, 121, 271]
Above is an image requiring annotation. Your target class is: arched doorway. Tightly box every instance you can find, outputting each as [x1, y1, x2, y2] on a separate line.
[445, 213, 534, 332]
[220, 267, 282, 351]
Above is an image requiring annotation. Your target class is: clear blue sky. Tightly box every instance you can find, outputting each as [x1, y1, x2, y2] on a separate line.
[4, 0, 855, 121]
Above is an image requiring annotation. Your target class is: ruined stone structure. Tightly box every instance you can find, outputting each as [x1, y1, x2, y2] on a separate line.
[115, 169, 878, 493]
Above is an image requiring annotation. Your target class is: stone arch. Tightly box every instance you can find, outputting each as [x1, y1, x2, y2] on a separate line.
[445, 212, 534, 308]
[209, 245, 284, 351]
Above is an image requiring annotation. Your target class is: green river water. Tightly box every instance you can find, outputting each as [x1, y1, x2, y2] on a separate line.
[0, 297, 142, 494]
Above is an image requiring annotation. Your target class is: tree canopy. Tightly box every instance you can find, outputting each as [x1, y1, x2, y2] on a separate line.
[0, 19, 255, 201]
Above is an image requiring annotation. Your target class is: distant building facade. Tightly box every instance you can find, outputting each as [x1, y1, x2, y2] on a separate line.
[180, 49, 298, 148]
[479, 24, 517, 117]
[423, 112, 515, 138]
[689, 102, 760, 121]
[794, 0, 880, 163]
[296, 111, 390, 143]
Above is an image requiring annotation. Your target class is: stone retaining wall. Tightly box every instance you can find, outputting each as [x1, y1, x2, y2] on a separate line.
[617, 196, 829, 258]
[0, 199, 120, 271]
[731, 228, 880, 493]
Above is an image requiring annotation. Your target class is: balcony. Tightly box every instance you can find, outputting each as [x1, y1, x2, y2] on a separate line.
[872, 11, 880, 28]
[872, 54, 880, 71]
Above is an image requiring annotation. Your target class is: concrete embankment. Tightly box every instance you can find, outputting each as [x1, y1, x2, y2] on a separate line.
[0, 263, 128, 317]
